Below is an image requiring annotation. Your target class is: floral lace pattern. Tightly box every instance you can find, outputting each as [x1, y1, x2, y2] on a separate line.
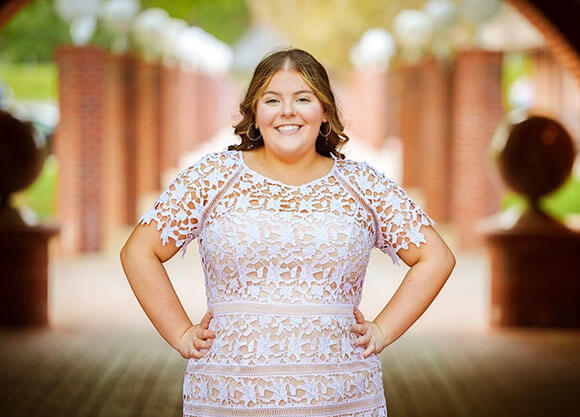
[139, 150, 436, 416]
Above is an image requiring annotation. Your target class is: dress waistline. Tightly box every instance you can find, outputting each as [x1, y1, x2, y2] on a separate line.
[209, 302, 355, 316]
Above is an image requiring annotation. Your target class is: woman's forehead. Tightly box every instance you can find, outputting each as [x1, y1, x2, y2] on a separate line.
[263, 69, 312, 93]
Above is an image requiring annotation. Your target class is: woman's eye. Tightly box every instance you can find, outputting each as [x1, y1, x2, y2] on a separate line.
[297, 97, 310, 103]
[265, 98, 279, 104]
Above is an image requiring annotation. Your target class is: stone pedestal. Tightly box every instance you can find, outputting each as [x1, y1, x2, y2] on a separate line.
[484, 226, 580, 328]
[0, 224, 59, 327]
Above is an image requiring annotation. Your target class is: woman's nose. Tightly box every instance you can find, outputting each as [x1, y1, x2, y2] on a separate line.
[281, 101, 295, 116]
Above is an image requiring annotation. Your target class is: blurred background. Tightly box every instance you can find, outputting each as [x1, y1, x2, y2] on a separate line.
[0, 1, 579, 416]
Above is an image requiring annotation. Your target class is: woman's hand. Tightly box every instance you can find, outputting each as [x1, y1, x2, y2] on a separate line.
[176, 311, 216, 359]
[351, 308, 387, 358]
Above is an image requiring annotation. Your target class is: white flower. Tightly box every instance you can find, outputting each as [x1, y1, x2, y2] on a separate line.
[299, 199, 314, 212]
[329, 379, 346, 400]
[270, 380, 289, 403]
[239, 381, 257, 405]
[216, 380, 229, 403]
[299, 379, 320, 403]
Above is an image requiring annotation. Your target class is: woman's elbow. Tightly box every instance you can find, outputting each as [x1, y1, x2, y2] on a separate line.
[445, 249, 456, 276]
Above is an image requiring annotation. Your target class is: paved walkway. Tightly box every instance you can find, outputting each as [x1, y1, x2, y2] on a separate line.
[1, 326, 579, 417]
[1, 229, 579, 416]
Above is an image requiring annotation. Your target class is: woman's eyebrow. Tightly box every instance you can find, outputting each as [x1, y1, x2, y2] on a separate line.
[262, 89, 314, 96]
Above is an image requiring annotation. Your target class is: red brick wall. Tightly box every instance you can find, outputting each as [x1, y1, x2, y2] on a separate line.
[102, 53, 130, 238]
[419, 59, 453, 223]
[134, 60, 162, 200]
[174, 70, 200, 158]
[54, 46, 107, 254]
[397, 63, 426, 189]
[159, 65, 180, 173]
[450, 50, 504, 249]
[55, 49, 239, 252]
[530, 48, 580, 148]
[345, 68, 390, 149]
[122, 56, 140, 224]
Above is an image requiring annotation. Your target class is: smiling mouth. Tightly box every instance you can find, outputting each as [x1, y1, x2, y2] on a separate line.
[275, 124, 302, 134]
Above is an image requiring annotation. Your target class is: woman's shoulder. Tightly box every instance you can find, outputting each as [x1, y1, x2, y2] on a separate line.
[181, 149, 241, 177]
[336, 156, 391, 188]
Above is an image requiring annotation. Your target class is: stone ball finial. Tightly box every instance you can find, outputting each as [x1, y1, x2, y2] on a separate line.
[0, 111, 46, 225]
[499, 115, 575, 202]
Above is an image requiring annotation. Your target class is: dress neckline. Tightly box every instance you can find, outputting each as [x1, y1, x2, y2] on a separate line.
[237, 150, 338, 189]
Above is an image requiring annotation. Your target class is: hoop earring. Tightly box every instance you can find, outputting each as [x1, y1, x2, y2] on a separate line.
[320, 122, 331, 137]
[247, 122, 261, 142]
[320, 123, 331, 147]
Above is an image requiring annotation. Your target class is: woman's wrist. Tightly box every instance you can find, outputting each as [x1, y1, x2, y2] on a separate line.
[372, 320, 389, 351]
[171, 322, 194, 351]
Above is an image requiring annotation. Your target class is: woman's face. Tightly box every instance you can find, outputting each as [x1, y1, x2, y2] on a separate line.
[254, 69, 327, 157]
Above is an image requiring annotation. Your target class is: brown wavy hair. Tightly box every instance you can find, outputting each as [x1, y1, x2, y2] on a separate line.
[228, 48, 349, 159]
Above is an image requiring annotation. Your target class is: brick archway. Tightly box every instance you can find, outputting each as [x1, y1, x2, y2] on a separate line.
[0, 0, 33, 29]
[507, 0, 580, 82]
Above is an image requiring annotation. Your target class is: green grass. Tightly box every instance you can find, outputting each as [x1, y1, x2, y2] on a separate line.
[12, 155, 58, 222]
[0, 63, 58, 100]
[501, 174, 580, 221]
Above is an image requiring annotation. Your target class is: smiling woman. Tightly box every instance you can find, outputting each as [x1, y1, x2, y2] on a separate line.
[230, 48, 349, 160]
[121, 48, 455, 417]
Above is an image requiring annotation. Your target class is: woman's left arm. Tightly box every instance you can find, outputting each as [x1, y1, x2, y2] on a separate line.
[351, 225, 456, 358]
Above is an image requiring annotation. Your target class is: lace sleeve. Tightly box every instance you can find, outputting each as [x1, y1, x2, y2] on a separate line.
[138, 152, 221, 257]
[362, 163, 437, 265]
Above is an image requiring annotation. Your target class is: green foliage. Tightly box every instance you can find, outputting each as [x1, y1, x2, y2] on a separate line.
[13, 155, 58, 221]
[249, 0, 425, 75]
[0, 0, 69, 63]
[142, 0, 250, 44]
[0, 62, 57, 100]
[502, 52, 533, 110]
[0, 0, 249, 64]
[501, 174, 580, 221]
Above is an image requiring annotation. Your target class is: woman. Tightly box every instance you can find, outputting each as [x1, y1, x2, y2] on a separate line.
[120, 48, 455, 417]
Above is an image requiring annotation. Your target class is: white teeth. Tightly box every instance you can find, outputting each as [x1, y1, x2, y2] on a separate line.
[277, 125, 300, 132]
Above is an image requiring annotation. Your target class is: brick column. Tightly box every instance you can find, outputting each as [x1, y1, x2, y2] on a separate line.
[451, 50, 504, 249]
[134, 60, 162, 213]
[54, 46, 107, 254]
[123, 56, 139, 224]
[159, 65, 180, 174]
[530, 49, 563, 116]
[396, 63, 426, 189]
[419, 58, 453, 223]
[175, 70, 200, 158]
[345, 68, 390, 149]
[530, 48, 580, 148]
[196, 72, 219, 147]
[102, 52, 130, 237]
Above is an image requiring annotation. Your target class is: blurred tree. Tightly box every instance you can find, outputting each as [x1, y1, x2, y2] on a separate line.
[0, 0, 69, 63]
[142, 0, 250, 43]
[0, 0, 249, 63]
[247, 0, 425, 75]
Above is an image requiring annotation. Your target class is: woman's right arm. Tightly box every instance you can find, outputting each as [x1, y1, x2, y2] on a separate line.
[120, 222, 215, 358]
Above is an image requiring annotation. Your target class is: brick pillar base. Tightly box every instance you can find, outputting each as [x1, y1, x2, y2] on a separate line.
[451, 50, 504, 249]
[55, 45, 106, 254]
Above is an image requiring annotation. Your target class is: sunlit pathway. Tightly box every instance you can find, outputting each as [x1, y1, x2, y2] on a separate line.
[1, 325, 579, 417]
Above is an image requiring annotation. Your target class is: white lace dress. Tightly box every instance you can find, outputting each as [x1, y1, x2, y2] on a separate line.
[139, 149, 436, 417]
